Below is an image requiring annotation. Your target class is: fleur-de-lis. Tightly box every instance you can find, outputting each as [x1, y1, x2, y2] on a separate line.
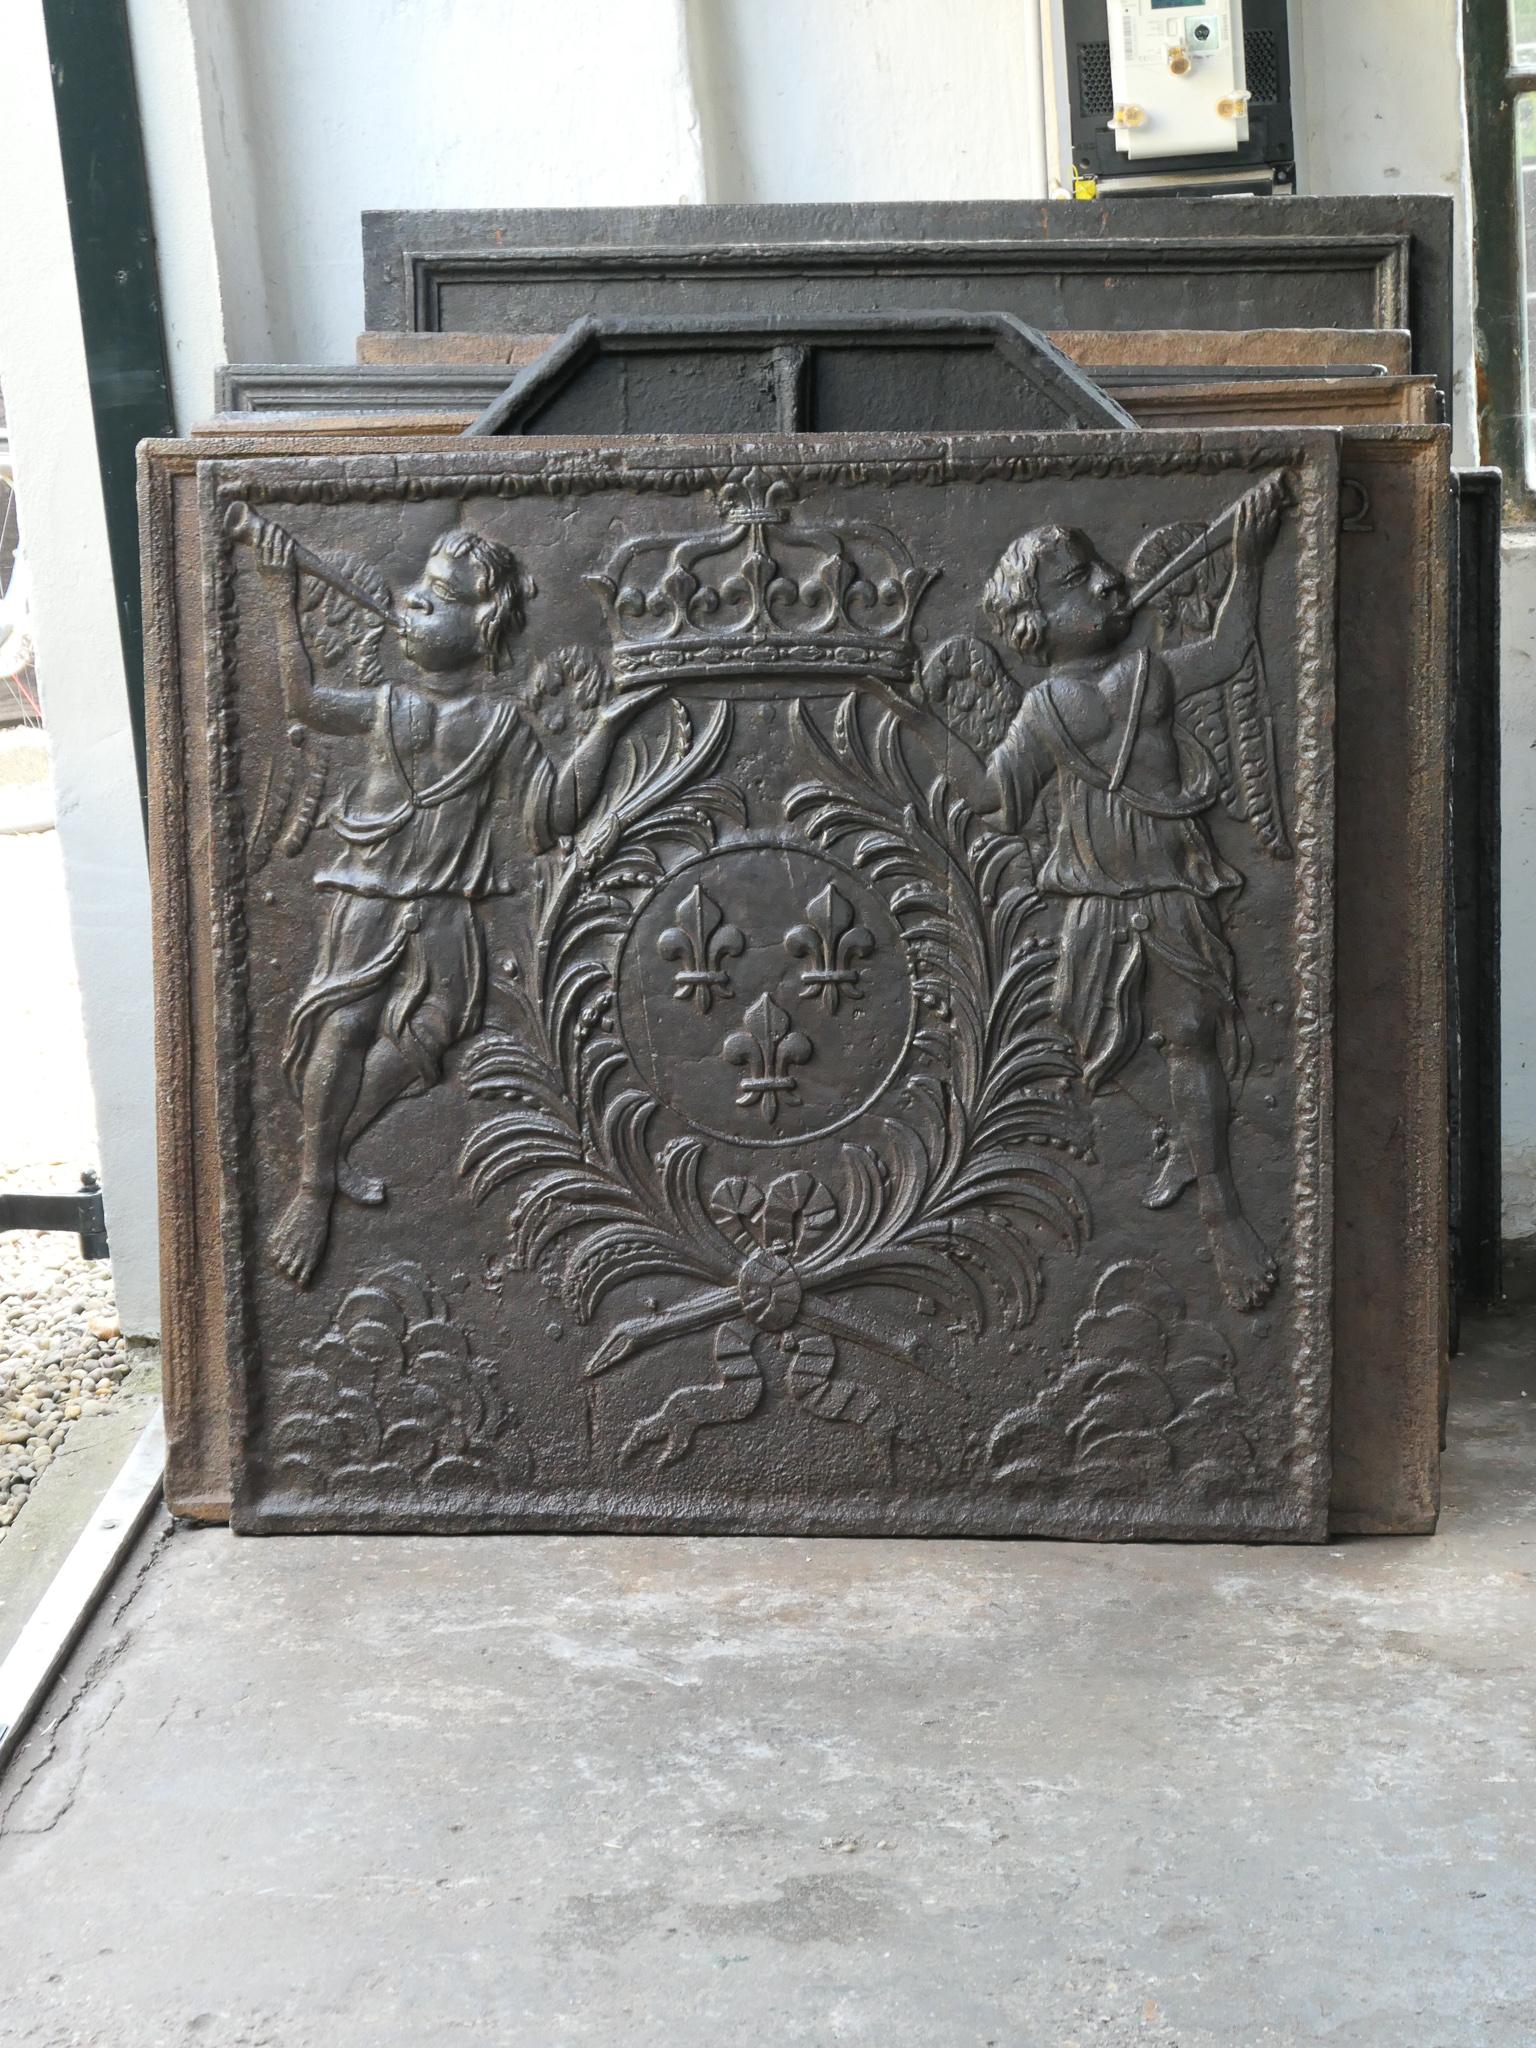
[657, 884, 746, 1013]
[721, 995, 812, 1125]
[784, 883, 875, 1013]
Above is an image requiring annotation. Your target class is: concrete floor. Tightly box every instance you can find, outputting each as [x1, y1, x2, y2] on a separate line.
[0, 1317, 1532, 2048]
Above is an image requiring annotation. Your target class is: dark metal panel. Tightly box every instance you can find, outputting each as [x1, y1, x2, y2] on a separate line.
[355, 325, 1417, 376]
[211, 363, 1426, 429]
[461, 314, 1133, 436]
[359, 199, 1454, 399]
[178, 432, 1337, 1540]
[1450, 468, 1503, 1313]
[144, 418, 1455, 1535]
[145, 413, 1448, 1536]
[1327, 428, 1452, 1534]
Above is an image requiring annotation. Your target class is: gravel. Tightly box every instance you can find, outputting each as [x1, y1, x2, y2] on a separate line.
[0, 798, 132, 1542]
[0, 1165, 127, 1539]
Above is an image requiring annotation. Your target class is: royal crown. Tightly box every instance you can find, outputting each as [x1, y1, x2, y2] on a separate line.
[585, 466, 935, 690]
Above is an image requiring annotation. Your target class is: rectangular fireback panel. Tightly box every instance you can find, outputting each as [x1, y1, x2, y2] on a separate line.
[351, 327, 1417, 376]
[359, 200, 1453, 398]
[1327, 428, 1451, 1533]
[208, 363, 1436, 435]
[181, 431, 1337, 1539]
[150, 417, 1451, 1537]
[1450, 469, 1503, 1317]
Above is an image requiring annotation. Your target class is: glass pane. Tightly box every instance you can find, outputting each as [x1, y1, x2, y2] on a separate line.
[1514, 0, 1536, 67]
[1520, 94, 1536, 484]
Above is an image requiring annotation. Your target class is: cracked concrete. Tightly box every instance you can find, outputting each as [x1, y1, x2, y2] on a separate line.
[0, 1347, 163, 1666]
[0, 1313, 1531, 2047]
[0, 1514, 171, 1838]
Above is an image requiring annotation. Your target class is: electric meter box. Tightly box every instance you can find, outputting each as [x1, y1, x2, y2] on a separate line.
[1048, 0, 1294, 196]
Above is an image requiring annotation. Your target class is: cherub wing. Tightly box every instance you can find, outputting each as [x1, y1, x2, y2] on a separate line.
[916, 634, 1021, 760]
[247, 539, 393, 871]
[1182, 639, 1291, 862]
[1132, 500, 1291, 863]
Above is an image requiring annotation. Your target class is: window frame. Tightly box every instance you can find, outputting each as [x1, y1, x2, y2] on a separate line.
[1466, 0, 1536, 521]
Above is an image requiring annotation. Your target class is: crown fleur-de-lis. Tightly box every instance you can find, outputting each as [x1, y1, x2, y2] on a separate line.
[784, 884, 875, 1014]
[585, 468, 936, 690]
[721, 995, 812, 1125]
[657, 885, 746, 1014]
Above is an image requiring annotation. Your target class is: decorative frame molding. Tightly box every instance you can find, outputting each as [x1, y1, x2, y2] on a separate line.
[360, 199, 1454, 398]
[194, 433, 1339, 1541]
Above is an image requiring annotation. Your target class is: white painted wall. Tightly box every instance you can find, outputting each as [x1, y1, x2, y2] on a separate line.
[0, 2, 161, 1335]
[125, 0, 242, 430]
[137, 0, 1055, 426]
[139, 0, 709, 408]
[687, 0, 1048, 203]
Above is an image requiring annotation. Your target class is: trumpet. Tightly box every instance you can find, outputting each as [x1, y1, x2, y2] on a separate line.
[1127, 472, 1289, 615]
[224, 501, 406, 631]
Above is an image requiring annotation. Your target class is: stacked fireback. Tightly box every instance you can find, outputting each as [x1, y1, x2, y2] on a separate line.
[141, 196, 1494, 1538]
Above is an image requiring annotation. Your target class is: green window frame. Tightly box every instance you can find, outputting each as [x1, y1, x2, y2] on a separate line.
[1466, 0, 1536, 520]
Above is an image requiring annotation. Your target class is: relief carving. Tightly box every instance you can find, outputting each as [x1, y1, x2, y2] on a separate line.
[269, 1262, 533, 1499]
[981, 1259, 1254, 1490]
[229, 505, 660, 1287]
[619, 1171, 935, 1477]
[453, 473, 1093, 1476]
[619, 840, 910, 1146]
[211, 447, 1332, 1538]
[658, 883, 746, 1013]
[584, 463, 935, 689]
[721, 993, 813, 1125]
[920, 477, 1290, 1312]
[784, 882, 875, 1013]
[459, 679, 1091, 1475]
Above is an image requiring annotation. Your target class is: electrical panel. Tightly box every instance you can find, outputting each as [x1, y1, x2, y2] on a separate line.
[1107, 0, 1249, 161]
[1044, 0, 1295, 197]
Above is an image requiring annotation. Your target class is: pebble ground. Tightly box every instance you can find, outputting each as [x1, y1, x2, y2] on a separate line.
[0, 785, 125, 1543]
[0, 1166, 127, 1537]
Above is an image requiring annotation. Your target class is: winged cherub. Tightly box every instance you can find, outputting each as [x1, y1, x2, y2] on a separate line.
[242, 512, 658, 1288]
[926, 478, 1287, 1311]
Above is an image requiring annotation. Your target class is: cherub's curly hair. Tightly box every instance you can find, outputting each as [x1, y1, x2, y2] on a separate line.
[434, 527, 533, 666]
[983, 524, 1087, 659]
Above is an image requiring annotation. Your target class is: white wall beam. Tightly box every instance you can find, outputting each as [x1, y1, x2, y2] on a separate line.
[0, 0, 160, 1335]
